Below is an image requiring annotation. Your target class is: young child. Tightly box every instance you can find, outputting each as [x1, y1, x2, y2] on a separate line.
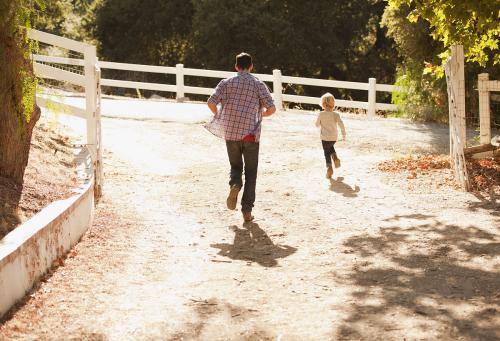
[315, 93, 346, 179]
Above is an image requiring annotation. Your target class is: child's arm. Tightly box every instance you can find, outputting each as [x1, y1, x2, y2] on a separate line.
[315, 114, 321, 127]
[337, 114, 346, 140]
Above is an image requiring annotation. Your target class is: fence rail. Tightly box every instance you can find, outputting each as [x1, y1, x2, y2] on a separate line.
[33, 54, 400, 116]
[29, 29, 102, 198]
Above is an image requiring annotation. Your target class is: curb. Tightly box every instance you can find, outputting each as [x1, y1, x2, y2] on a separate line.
[0, 148, 94, 318]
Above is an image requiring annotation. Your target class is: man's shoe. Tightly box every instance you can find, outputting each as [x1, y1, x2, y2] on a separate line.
[243, 211, 254, 222]
[326, 166, 333, 179]
[226, 185, 241, 210]
[334, 158, 341, 168]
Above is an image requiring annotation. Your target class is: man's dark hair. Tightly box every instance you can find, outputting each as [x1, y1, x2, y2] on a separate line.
[236, 52, 252, 70]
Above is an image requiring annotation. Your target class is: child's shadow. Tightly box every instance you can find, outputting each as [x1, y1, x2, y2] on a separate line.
[211, 222, 297, 267]
[329, 177, 360, 197]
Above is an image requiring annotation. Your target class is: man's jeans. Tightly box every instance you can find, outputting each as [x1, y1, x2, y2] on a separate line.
[226, 140, 259, 213]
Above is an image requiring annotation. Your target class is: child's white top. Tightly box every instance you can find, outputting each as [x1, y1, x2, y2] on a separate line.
[315, 110, 346, 141]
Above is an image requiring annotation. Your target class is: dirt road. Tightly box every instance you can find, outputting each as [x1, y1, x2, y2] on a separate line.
[1, 102, 499, 340]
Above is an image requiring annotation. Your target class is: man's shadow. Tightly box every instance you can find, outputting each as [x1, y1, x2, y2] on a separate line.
[211, 222, 297, 267]
[329, 177, 360, 197]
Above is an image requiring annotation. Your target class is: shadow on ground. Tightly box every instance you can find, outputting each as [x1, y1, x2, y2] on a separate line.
[335, 214, 500, 340]
[329, 177, 360, 197]
[468, 191, 500, 218]
[211, 222, 297, 267]
[170, 297, 274, 340]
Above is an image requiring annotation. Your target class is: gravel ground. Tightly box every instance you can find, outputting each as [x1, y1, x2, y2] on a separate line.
[1, 101, 498, 340]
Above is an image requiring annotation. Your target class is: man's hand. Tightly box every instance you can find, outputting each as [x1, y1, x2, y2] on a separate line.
[208, 102, 218, 115]
[262, 106, 276, 117]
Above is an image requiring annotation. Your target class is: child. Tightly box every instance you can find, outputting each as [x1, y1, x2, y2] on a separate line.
[315, 93, 346, 179]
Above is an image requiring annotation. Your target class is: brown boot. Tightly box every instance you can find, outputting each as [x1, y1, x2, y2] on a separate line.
[334, 157, 341, 168]
[242, 211, 254, 222]
[326, 165, 333, 179]
[226, 185, 240, 210]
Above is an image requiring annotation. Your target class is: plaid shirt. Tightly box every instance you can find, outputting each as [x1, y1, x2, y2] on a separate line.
[206, 71, 275, 141]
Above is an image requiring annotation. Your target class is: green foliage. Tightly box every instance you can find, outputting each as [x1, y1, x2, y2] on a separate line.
[382, 3, 447, 121]
[89, 0, 398, 100]
[189, 0, 398, 84]
[94, 0, 193, 65]
[0, 0, 41, 127]
[383, 1, 500, 122]
[388, 0, 500, 67]
[391, 67, 447, 122]
[34, 0, 99, 42]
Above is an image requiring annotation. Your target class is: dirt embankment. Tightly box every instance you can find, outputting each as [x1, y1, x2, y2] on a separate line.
[0, 118, 78, 239]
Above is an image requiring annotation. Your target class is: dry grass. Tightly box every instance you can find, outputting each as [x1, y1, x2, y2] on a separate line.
[0, 121, 78, 240]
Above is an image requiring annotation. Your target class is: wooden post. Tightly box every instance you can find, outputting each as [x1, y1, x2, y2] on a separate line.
[95, 66, 103, 199]
[444, 45, 470, 191]
[84, 44, 102, 199]
[272, 69, 283, 111]
[478, 73, 491, 145]
[367, 78, 376, 118]
[455, 46, 466, 146]
[176, 63, 185, 101]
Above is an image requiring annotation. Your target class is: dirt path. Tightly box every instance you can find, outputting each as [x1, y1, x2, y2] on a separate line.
[1, 106, 499, 340]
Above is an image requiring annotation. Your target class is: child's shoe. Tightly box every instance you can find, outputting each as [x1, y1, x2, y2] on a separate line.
[326, 165, 333, 179]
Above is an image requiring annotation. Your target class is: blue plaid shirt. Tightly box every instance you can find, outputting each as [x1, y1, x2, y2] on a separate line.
[206, 71, 275, 141]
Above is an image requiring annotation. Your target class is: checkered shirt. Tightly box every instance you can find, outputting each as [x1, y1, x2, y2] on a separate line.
[205, 71, 275, 141]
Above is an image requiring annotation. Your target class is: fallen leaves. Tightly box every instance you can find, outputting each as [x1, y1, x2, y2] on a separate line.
[378, 153, 499, 194]
[378, 154, 450, 173]
[466, 158, 500, 192]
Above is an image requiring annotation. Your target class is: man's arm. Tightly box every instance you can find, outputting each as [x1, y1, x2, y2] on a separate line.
[262, 106, 276, 117]
[207, 80, 225, 115]
[208, 102, 218, 115]
[258, 82, 276, 117]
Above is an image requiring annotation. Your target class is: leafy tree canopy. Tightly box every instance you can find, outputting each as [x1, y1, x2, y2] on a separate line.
[388, 0, 500, 67]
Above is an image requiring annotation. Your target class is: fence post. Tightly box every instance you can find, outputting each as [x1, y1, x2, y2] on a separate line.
[456, 46, 466, 146]
[272, 69, 283, 111]
[445, 45, 470, 191]
[84, 44, 101, 198]
[368, 78, 376, 118]
[176, 63, 185, 101]
[478, 73, 491, 145]
[95, 64, 103, 199]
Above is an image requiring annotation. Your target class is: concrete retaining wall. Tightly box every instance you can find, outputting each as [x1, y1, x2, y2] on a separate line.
[0, 167, 94, 318]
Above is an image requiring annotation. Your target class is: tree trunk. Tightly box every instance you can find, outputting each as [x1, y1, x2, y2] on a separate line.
[0, 104, 40, 186]
[0, 3, 41, 187]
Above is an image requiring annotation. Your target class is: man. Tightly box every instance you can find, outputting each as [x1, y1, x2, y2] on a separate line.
[206, 52, 276, 222]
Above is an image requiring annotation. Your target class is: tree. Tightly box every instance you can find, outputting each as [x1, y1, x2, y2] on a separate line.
[382, 3, 447, 121]
[383, 0, 500, 121]
[0, 0, 41, 186]
[94, 0, 193, 65]
[189, 0, 399, 100]
[34, 0, 100, 42]
[389, 0, 500, 67]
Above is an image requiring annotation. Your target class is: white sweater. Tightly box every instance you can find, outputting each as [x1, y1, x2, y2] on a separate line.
[315, 110, 346, 141]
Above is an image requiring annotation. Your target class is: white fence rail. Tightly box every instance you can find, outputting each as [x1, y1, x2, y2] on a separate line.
[29, 29, 102, 197]
[33, 54, 400, 117]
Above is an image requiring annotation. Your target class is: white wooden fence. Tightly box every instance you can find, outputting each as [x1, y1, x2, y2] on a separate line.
[33, 55, 400, 117]
[478, 73, 500, 145]
[29, 29, 103, 198]
[445, 45, 470, 191]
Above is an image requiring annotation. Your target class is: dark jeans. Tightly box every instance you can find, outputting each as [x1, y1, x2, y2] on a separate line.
[321, 140, 337, 166]
[226, 140, 259, 213]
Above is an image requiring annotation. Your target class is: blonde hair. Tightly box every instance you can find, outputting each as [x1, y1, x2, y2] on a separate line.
[320, 92, 335, 110]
